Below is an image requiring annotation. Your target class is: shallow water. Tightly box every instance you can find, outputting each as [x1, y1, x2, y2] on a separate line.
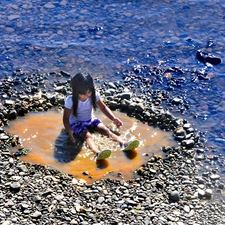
[0, 1, 225, 161]
[5, 110, 175, 183]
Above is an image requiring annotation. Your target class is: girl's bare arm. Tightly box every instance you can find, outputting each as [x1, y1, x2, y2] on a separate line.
[96, 99, 123, 127]
[63, 107, 75, 143]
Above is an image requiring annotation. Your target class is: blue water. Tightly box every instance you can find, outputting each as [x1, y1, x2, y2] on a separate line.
[0, 0, 225, 152]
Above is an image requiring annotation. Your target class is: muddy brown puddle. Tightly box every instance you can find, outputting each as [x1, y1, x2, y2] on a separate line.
[5, 109, 176, 183]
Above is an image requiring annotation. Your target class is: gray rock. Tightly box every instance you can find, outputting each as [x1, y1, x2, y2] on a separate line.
[197, 189, 205, 198]
[118, 92, 132, 100]
[97, 196, 105, 203]
[183, 205, 190, 213]
[10, 182, 21, 192]
[210, 174, 220, 180]
[205, 189, 213, 199]
[31, 211, 42, 218]
[169, 190, 180, 202]
[182, 139, 195, 148]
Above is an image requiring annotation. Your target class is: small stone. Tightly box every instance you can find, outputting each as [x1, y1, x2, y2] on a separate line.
[97, 196, 105, 204]
[0, 192, 4, 199]
[54, 194, 64, 201]
[17, 164, 28, 172]
[205, 189, 213, 199]
[149, 169, 157, 174]
[33, 195, 42, 203]
[21, 203, 29, 209]
[0, 134, 9, 140]
[177, 222, 186, 225]
[2, 221, 11, 225]
[186, 209, 195, 218]
[169, 190, 180, 202]
[4, 100, 15, 105]
[172, 97, 183, 105]
[82, 171, 89, 176]
[126, 199, 138, 205]
[196, 176, 205, 184]
[70, 219, 78, 224]
[5, 200, 14, 207]
[197, 189, 205, 198]
[210, 174, 220, 180]
[11, 176, 21, 181]
[31, 211, 42, 218]
[183, 205, 190, 213]
[10, 182, 21, 192]
[118, 92, 132, 100]
[9, 158, 14, 165]
[182, 139, 195, 148]
[218, 182, 224, 189]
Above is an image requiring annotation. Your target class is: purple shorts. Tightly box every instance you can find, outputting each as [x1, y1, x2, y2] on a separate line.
[70, 118, 101, 136]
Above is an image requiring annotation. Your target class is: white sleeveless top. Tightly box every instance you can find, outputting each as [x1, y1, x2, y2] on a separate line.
[64, 92, 100, 124]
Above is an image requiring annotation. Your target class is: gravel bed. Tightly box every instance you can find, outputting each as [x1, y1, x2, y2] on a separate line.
[0, 67, 224, 225]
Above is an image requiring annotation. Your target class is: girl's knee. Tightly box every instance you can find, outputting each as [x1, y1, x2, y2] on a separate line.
[100, 127, 111, 136]
[97, 125, 110, 136]
[85, 132, 93, 139]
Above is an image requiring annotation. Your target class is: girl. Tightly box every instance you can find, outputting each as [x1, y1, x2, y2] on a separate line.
[63, 72, 139, 160]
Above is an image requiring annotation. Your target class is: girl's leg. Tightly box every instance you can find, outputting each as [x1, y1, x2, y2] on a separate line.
[83, 131, 112, 160]
[84, 131, 99, 154]
[96, 123, 125, 146]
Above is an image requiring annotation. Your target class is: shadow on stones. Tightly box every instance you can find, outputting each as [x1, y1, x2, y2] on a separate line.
[54, 129, 83, 163]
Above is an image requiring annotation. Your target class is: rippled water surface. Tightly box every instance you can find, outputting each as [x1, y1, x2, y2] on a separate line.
[1, 0, 225, 154]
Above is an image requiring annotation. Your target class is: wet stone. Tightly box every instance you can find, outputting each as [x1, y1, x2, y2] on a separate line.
[172, 97, 183, 105]
[4, 100, 15, 106]
[104, 89, 115, 96]
[0, 134, 9, 140]
[17, 164, 28, 172]
[117, 92, 132, 100]
[218, 182, 224, 189]
[210, 174, 220, 181]
[196, 50, 222, 65]
[175, 128, 186, 136]
[8, 109, 18, 120]
[182, 139, 195, 148]
[83, 171, 89, 176]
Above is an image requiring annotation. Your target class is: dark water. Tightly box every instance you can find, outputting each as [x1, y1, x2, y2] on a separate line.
[1, 0, 225, 153]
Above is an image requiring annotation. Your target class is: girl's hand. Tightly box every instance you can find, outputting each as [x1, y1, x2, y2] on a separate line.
[68, 130, 75, 143]
[113, 117, 123, 128]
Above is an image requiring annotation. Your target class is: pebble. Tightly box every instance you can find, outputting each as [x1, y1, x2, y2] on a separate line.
[183, 205, 190, 213]
[10, 182, 21, 192]
[97, 196, 105, 203]
[169, 190, 180, 202]
[31, 211, 42, 218]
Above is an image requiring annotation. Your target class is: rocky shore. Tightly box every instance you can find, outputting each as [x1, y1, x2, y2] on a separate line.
[0, 66, 224, 225]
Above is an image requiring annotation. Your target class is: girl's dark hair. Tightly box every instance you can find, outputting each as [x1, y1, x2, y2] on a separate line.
[71, 72, 97, 117]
